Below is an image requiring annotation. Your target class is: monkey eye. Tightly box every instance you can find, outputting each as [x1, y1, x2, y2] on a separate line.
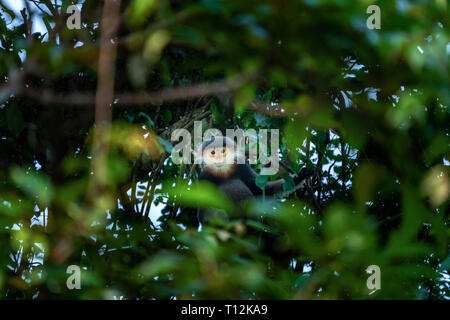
[211, 150, 215, 155]
[221, 149, 226, 153]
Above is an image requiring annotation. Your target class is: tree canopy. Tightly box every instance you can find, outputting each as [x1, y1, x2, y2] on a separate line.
[0, 0, 448, 299]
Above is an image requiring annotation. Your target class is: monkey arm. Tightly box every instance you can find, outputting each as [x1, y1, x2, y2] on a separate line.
[239, 164, 315, 197]
[238, 164, 285, 196]
[265, 179, 286, 195]
[265, 167, 315, 195]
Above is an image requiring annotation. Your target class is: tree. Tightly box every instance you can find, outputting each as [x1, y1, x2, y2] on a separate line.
[0, 0, 448, 299]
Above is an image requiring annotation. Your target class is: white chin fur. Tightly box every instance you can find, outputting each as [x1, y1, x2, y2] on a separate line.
[202, 151, 245, 175]
[205, 163, 233, 174]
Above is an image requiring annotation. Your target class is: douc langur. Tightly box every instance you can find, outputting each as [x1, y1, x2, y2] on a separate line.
[196, 135, 313, 224]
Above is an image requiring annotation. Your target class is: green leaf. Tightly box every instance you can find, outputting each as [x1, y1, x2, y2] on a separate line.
[137, 251, 182, 279]
[255, 174, 269, 190]
[210, 101, 225, 123]
[294, 273, 310, 289]
[11, 168, 53, 206]
[282, 174, 295, 192]
[6, 104, 24, 137]
[157, 136, 173, 153]
[439, 255, 450, 272]
[138, 112, 155, 128]
[127, 0, 158, 27]
[234, 85, 255, 115]
[162, 109, 172, 125]
[162, 181, 234, 212]
[0, 2, 16, 21]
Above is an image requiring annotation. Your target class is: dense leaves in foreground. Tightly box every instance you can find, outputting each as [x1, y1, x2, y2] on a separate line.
[0, 0, 448, 299]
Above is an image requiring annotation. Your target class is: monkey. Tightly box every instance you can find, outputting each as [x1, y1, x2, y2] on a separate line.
[194, 135, 315, 268]
[195, 135, 313, 224]
[192, 134, 319, 273]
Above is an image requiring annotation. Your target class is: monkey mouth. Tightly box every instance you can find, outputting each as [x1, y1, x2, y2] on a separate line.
[209, 163, 228, 169]
[205, 161, 234, 169]
[215, 162, 229, 167]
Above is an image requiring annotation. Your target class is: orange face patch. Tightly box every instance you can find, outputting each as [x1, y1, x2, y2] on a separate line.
[202, 146, 234, 164]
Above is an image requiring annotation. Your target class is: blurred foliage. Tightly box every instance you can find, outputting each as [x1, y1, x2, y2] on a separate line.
[0, 0, 448, 299]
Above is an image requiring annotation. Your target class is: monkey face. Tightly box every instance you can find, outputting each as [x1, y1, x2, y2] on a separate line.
[202, 146, 235, 166]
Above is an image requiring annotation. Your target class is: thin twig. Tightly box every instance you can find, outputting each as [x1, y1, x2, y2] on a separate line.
[143, 155, 166, 220]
